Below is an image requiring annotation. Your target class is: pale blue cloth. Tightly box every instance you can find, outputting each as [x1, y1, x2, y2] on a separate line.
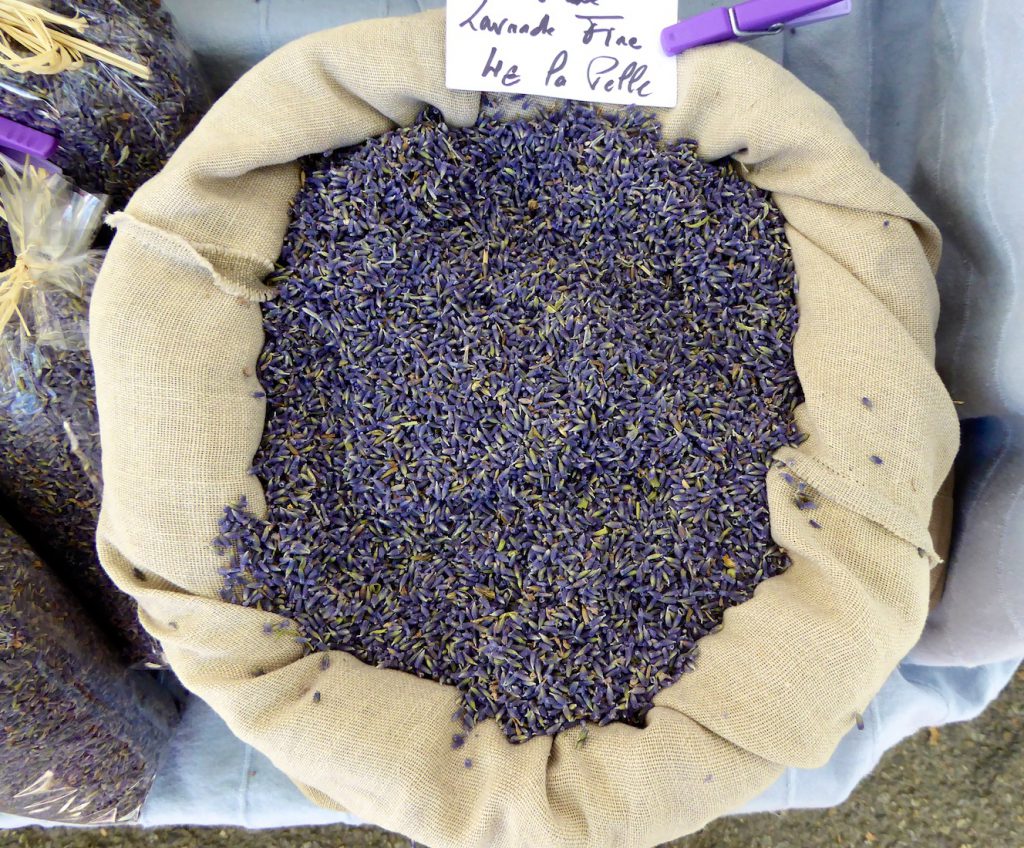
[739, 659, 1021, 814]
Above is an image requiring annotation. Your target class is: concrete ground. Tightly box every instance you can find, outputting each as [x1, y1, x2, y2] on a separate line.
[4, 666, 1021, 848]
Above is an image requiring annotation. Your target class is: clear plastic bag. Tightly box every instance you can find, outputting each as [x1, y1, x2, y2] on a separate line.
[0, 157, 104, 369]
[0, 158, 103, 442]
[0, 0, 209, 215]
[0, 159, 161, 665]
[0, 515, 179, 824]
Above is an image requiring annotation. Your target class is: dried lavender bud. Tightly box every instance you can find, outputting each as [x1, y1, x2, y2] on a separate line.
[319, 655, 330, 671]
[870, 455, 885, 465]
[451, 734, 466, 750]
[0, 516, 178, 823]
[575, 727, 589, 749]
[809, 519, 822, 530]
[312, 691, 321, 704]
[218, 101, 802, 743]
[861, 396, 873, 409]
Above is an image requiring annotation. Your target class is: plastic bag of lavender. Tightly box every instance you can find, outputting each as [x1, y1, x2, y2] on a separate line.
[0, 158, 162, 667]
[0, 0, 208, 257]
[0, 514, 178, 824]
[90, 10, 959, 847]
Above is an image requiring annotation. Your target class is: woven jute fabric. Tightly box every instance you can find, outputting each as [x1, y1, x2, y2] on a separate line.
[90, 10, 958, 847]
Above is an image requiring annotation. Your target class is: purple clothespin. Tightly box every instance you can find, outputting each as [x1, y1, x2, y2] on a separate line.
[662, 0, 852, 56]
[0, 115, 60, 174]
[0, 114, 58, 161]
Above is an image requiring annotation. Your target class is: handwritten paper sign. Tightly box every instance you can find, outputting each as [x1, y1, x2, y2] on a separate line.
[446, 0, 678, 108]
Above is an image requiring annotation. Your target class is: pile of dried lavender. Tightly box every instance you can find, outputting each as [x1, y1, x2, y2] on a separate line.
[0, 0, 207, 215]
[219, 102, 801, 742]
[0, 515, 178, 823]
[0, 347, 161, 666]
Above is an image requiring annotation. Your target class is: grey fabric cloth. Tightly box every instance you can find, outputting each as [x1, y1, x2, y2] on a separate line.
[163, 0, 444, 91]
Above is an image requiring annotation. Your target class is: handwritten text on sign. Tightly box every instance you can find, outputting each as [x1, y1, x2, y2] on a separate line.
[446, 0, 678, 108]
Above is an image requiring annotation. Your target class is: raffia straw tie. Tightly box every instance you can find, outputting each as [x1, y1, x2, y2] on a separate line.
[0, 0, 150, 79]
[0, 250, 45, 336]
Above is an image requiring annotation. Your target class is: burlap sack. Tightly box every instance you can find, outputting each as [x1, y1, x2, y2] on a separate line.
[89, 10, 959, 847]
